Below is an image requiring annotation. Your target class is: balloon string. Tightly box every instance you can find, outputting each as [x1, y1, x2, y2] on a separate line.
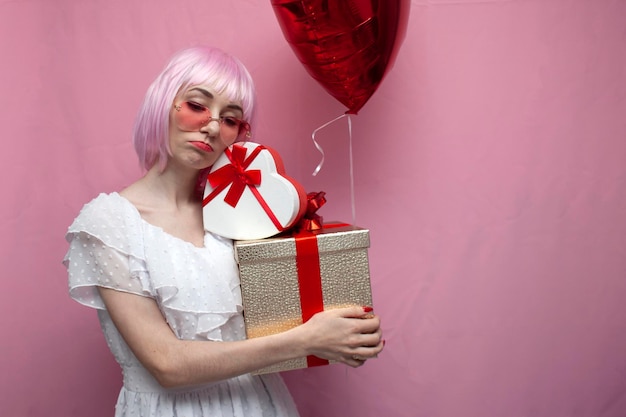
[311, 113, 347, 176]
[347, 114, 356, 226]
[310, 113, 356, 226]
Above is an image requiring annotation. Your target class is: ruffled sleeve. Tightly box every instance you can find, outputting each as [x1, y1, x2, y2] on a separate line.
[63, 193, 154, 309]
[63, 192, 245, 343]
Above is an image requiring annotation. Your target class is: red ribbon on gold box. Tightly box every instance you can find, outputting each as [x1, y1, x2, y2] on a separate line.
[234, 222, 373, 374]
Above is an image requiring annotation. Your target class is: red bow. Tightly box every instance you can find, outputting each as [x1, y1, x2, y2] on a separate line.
[205, 144, 262, 208]
[296, 191, 326, 232]
[203, 144, 285, 232]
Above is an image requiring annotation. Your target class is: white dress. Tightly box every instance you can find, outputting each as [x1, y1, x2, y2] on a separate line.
[64, 192, 300, 417]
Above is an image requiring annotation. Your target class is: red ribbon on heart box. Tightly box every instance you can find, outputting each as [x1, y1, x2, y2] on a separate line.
[203, 142, 307, 241]
[234, 220, 373, 375]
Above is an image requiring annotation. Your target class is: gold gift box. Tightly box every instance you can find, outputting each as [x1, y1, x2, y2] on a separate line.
[234, 224, 373, 374]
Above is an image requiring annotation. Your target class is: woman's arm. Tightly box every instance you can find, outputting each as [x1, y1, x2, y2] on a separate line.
[98, 287, 383, 388]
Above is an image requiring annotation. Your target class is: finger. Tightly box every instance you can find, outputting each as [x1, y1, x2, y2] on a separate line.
[348, 328, 381, 346]
[348, 355, 367, 367]
[352, 336, 385, 359]
[351, 346, 380, 361]
[353, 316, 381, 334]
[360, 332, 383, 348]
[330, 305, 375, 319]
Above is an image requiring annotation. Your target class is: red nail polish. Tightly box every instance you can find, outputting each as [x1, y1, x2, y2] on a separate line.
[363, 306, 373, 313]
[383, 339, 386, 346]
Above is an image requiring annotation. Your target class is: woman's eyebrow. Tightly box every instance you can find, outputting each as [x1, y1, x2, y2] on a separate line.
[226, 104, 244, 114]
[189, 87, 214, 98]
[188, 87, 243, 113]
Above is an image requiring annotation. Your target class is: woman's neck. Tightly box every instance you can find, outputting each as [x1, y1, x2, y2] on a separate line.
[148, 165, 199, 202]
[120, 163, 206, 247]
[122, 163, 201, 211]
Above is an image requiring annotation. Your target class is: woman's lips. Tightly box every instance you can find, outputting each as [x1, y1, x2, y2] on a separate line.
[191, 141, 213, 153]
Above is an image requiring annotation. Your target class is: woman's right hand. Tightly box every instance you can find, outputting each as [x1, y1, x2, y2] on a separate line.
[295, 306, 384, 367]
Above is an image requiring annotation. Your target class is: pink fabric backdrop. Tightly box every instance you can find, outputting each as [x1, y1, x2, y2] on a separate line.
[2, 1, 625, 416]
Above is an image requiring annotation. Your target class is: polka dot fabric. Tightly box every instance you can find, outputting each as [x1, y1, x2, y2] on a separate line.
[64, 193, 300, 417]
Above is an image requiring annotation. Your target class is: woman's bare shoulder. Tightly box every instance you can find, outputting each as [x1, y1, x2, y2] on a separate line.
[119, 179, 157, 215]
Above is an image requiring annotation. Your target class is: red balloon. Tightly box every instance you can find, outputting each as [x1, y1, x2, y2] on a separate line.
[271, 0, 410, 114]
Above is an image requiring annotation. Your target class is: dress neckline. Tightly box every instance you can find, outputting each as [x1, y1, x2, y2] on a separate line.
[111, 192, 208, 250]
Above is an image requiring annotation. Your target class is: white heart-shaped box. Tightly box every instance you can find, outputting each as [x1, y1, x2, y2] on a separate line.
[203, 142, 306, 240]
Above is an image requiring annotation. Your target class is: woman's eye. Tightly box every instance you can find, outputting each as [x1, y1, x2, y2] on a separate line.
[222, 117, 241, 128]
[186, 101, 207, 113]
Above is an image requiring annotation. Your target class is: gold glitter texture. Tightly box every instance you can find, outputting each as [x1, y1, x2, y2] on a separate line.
[234, 224, 373, 374]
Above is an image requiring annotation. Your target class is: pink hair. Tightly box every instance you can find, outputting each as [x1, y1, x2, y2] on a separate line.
[132, 46, 256, 171]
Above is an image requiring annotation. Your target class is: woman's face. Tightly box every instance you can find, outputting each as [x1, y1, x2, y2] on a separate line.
[167, 84, 247, 171]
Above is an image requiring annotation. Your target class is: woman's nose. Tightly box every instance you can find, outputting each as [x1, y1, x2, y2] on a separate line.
[201, 118, 221, 137]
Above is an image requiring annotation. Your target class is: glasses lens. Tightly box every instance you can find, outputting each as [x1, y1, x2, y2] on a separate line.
[220, 116, 241, 139]
[174, 101, 210, 131]
[174, 101, 249, 141]
[221, 117, 251, 141]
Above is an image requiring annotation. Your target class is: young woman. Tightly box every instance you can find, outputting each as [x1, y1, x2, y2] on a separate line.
[64, 46, 383, 417]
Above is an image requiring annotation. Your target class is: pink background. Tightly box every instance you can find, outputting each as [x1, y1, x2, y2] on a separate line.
[2, 1, 626, 416]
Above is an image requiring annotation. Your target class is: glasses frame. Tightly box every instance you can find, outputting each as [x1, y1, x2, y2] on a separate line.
[173, 101, 251, 141]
